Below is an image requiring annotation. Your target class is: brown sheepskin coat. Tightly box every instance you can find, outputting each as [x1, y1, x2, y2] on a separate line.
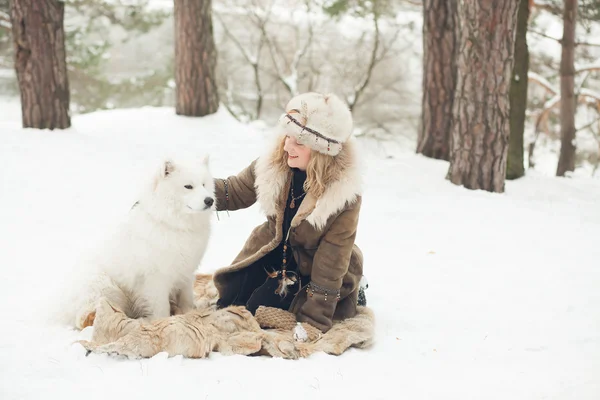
[212, 138, 364, 333]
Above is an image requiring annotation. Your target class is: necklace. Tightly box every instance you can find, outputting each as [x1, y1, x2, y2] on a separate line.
[270, 172, 305, 297]
[273, 222, 300, 297]
[289, 175, 306, 209]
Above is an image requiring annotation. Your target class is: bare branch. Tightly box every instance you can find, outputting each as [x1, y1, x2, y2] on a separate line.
[528, 29, 561, 43]
[576, 64, 600, 74]
[529, 29, 600, 47]
[576, 41, 600, 48]
[221, 77, 249, 122]
[348, 15, 380, 111]
[528, 71, 558, 95]
[254, 6, 296, 96]
[576, 116, 600, 133]
[246, 0, 317, 97]
[535, 95, 560, 134]
[305, 39, 321, 92]
[576, 69, 593, 96]
[579, 88, 600, 104]
[531, 0, 562, 14]
[263, 35, 288, 90]
[528, 95, 559, 168]
[215, 13, 256, 66]
[285, 1, 315, 96]
[215, 4, 271, 119]
[379, 24, 403, 60]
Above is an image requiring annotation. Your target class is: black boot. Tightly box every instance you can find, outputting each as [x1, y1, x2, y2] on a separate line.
[245, 271, 300, 314]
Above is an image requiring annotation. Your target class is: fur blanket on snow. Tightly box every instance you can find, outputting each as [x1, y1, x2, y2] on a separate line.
[77, 274, 375, 359]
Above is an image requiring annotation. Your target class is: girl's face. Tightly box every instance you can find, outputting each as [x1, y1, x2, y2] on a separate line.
[283, 135, 311, 170]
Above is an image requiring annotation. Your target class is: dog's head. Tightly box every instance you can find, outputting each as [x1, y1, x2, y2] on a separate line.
[153, 155, 216, 214]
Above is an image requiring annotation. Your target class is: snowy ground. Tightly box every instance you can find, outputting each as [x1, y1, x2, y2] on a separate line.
[1, 98, 600, 399]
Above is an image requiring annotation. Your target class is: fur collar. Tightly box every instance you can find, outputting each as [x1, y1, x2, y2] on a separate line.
[254, 135, 363, 230]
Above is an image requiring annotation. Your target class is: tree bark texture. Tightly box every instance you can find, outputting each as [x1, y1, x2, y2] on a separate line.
[174, 0, 219, 116]
[506, 0, 530, 180]
[418, 0, 457, 161]
[556, 0, 577, 177]
[446, 1, 519, 193]
[10, 0, 71, 130]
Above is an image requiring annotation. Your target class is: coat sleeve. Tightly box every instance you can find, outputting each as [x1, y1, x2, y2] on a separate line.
[296, 199, 361, 333]
[214, 159, 258, 211]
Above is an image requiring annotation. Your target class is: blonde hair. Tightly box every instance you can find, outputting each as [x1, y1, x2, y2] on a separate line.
[272, 135, 349, 199]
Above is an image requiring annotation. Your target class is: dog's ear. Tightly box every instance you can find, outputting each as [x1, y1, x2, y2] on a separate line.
[163, 160, 175, 177]
[153, 159, 175, 191]
[201, 154, 210, 167]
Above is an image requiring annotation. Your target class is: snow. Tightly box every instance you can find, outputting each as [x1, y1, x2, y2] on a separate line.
[0, 68, 15, 79]
[1, 99, 600, 399]
[146, 0, 173, 11]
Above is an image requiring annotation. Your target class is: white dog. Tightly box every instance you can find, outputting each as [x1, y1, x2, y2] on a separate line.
[61, 156, 215, 330]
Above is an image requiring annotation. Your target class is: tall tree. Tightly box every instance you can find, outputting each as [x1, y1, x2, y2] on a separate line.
[506, 0, 530, 180]
[10, 0, 70, 129]
[556, 0, 578, 177]
[174, 0, 219, 117]
[417, 0, 457, 161]
[446, 0, 519, 193]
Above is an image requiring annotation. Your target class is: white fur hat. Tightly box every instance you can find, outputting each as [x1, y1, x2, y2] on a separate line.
[275, 92, 353, 156]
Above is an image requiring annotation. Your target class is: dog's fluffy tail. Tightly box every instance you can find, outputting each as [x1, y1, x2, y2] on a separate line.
[43, 282, 79, 327]
[44, 268, 105, 329]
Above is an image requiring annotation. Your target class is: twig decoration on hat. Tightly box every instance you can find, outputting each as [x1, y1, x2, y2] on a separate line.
[284, 113, 341, 145]
[277, 92, 352, 156]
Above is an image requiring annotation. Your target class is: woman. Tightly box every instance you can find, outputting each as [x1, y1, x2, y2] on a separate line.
[212, 92, 365, 333]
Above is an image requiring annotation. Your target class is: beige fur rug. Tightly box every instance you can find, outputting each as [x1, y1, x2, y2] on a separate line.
[77, 274, 375, 359]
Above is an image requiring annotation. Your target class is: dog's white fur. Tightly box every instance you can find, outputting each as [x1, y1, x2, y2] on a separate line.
[62, 156, 215, 329]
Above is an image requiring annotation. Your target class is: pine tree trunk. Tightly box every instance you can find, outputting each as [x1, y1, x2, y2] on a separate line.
[417, 0, 457, 161]
[556, 0, 577, 177]
[174, 0, 219, 116]
[506, 0, 530, 180]
[10, 0, 70, 130]
[446, 1, 519, 193]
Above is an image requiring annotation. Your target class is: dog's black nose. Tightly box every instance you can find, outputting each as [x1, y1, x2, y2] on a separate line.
[204, 197, 214, 207]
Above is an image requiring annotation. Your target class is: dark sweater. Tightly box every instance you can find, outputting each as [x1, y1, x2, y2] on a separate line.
[225, 168, 307, 309]
[266, 167, 307, 272]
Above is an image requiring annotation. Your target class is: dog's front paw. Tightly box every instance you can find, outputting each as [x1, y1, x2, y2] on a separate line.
[170, 302, 193, 315]
[180, 304, 194, 314]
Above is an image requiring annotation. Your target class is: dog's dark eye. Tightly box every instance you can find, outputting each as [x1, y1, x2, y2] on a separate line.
[203, 183, 206, 188]
[184, 185, 193, 190]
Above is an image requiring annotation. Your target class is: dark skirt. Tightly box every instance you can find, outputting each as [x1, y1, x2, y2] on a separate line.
[216, 251, 309, 314]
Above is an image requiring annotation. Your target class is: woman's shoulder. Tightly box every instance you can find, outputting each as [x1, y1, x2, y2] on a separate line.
[343, 195, 362, 214]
